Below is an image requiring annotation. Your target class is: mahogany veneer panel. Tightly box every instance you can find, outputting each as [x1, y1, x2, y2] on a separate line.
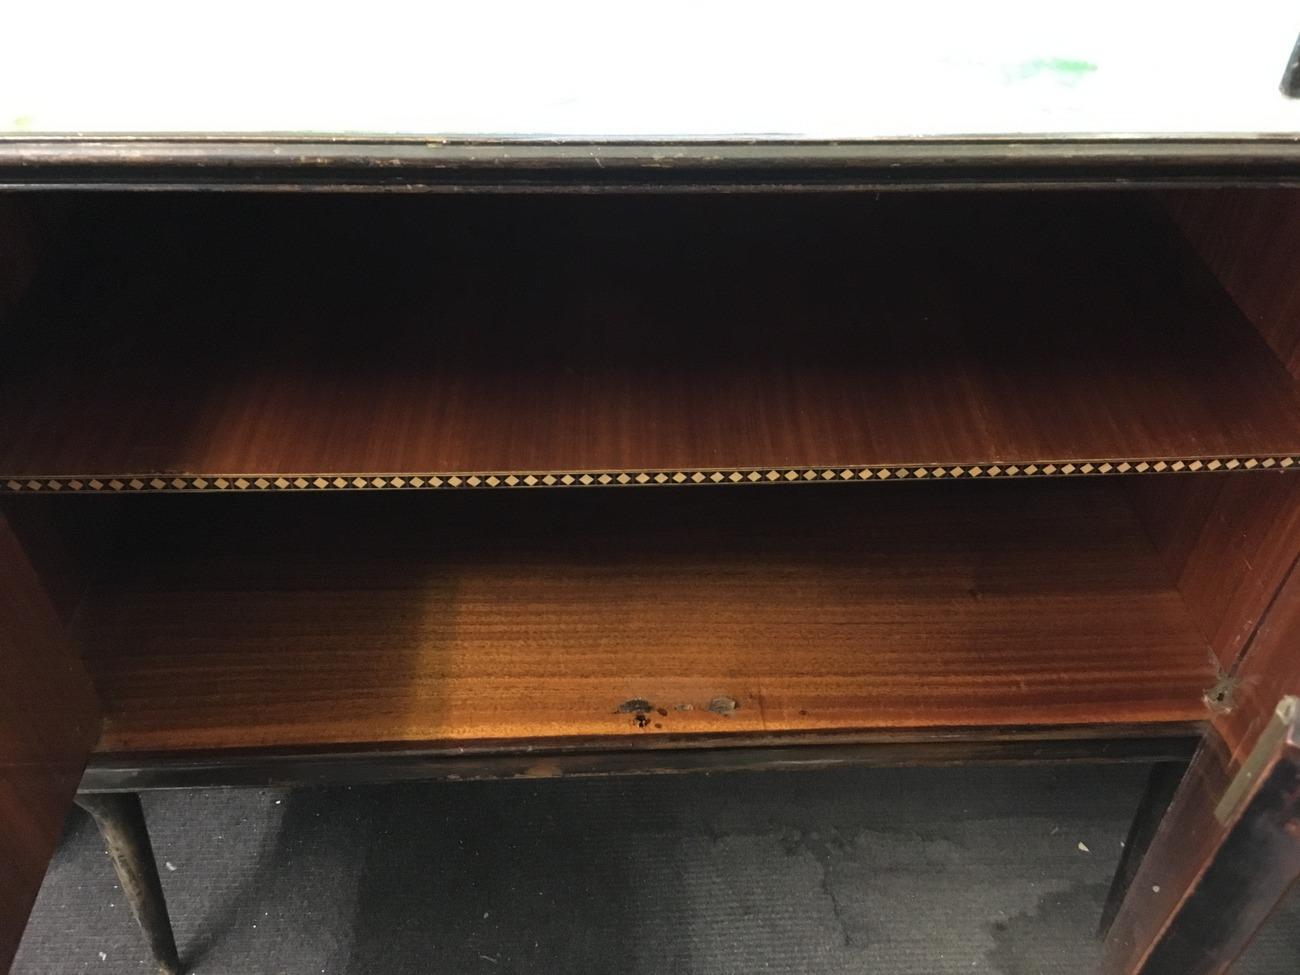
[3, 194, 1300, 492]
[1123, 192, 1300, 669]
[77, 480, 1216, 754]
[0, 515, 99, 969]
[1128, 472, 1300, 668]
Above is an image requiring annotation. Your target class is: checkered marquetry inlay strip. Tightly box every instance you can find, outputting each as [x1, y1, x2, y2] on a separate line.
[3, 457, 1297, 493]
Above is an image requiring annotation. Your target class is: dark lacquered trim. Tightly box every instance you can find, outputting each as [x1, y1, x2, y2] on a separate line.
[78, 723, 1204, 792]
[2, 137, 1300, 191]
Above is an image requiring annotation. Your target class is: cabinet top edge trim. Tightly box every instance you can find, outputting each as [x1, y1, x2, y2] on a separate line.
[5, 137, 1300, 190]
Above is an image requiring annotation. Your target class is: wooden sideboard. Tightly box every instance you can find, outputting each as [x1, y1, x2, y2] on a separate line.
[4, 140, 1300, 973]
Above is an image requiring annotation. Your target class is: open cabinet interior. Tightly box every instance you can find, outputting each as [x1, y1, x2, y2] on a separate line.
[1, 479, 1220, 755]
[3, 188, 1300, 765]
[4, 191, 1300, 484]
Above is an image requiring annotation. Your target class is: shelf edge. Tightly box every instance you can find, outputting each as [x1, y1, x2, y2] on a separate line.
[5, 456, 1298, 494]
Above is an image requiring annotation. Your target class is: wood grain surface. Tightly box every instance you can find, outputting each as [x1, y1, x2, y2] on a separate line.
[2, 193, 1299, 489]
[1128, 472, 1300, 669]
[71, 480, 1217, 754]
[1103, 699, 1300, 974]
[1216, 560, 1300, 764]
[0, 514, 99, 969]
[1125, 191, 1300, 669]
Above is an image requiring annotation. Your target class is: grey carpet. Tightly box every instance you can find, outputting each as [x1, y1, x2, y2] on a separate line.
[13, 764, 1300, 974]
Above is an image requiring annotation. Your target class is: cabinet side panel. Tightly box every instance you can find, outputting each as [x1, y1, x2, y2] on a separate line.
[1110, 192, 1300, 966]
[1131, 190, 1300, 669]
[1129, 473, 1300, 670]
[0, 514, 100, 970]
[1166, 189, 1300, 382]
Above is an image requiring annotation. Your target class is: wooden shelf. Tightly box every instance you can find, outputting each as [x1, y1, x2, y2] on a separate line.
[75, 480, 1216, 755]
[3, 194, 1300, 493]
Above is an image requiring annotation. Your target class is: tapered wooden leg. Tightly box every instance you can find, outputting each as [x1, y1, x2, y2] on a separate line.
[75, 793, 180, 975]
[1101, 698, 1300, 974]
[1098, 760, 1188, 937]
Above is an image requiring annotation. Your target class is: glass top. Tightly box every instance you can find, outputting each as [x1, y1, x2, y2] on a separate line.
[3, 1, 1298, 142]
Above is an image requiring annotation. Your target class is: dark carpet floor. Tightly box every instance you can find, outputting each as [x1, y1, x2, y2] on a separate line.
[13, 764, 1300, 974]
